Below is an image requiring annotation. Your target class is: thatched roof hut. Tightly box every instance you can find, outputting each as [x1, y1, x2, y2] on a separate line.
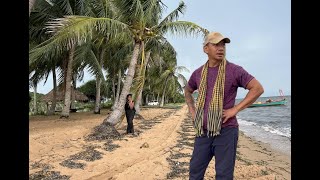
[41, 85, 88, 102]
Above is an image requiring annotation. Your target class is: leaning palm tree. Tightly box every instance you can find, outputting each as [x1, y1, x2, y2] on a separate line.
[101, 0, 207, 124]
[29, 0, 207, 125]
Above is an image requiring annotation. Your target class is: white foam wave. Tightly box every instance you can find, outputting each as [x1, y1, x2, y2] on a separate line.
[237, 119, 257, 126]
[261, 125, 291, 138]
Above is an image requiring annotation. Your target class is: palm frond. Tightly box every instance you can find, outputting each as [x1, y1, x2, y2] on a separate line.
[29, 0, 60, 42]
[143, 0, 164, 26]
[29, 40, 39, 50]
[88, 0, 112, 18]
[29, 62, 52, 86]
[175, 73, 187, 87]
[175, 66, 189, 74]
[112, 0, 145, 26]
[73, 43, 94, 69]
[53, 0, 74, 15]
[131, 0, 145, 25]
[132, 75, 144, 92]
[74, 43, 106, 85]
[156, 21, 209, 38]
[152, 1, 186, 30]
[145, 36, 176, 57]
[46, 15, 129, 39]
[159, 69, 171, 81]
[76, 0, 96, 16]
[86, 54, 106, 84]
[30, 16, 130, 65]
[109, 41, 134, 64]
[77, 70, 85, 82]
[57, 65, 65, 86]
[30, 7, 57, 25]
[29, 45, 64, 83]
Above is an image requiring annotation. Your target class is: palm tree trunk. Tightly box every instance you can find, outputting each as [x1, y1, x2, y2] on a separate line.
[61, 46, 75, 118]
[33, 83, 37, 114]
[115, 69, 121, 105]
[160, 78, 169, 107]
[94, 78, 101, 113]
[146, 94, 148, 105]
[70, 73, 77, 109]
[135, 90, 142, 110]
[48, 66, 57, 115]
[94, 49, 105, 114]
[29, 0, 36, 16]
[104, 42, 141, 125]
[111, 69, 121, 110]
[134, 51, 151, 114]
[111, 78, 115, 107]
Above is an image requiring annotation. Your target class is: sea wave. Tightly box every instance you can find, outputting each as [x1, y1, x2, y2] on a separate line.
[238, 119, 291, 138]
[238, 119, 257, 126]
[261, 125, 291, 138]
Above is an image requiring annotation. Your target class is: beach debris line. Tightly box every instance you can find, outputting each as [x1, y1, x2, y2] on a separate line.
[60, 159, 86, 169]
[30, 161, 53, 170]
[86, 109, 179, 141]
[29, 161, 70, 180]
[68, 146, 104, 161]
[85, 122, 122, 141]
[166, 117, 194, 179]
[104, 139, 121, 152]
[138, 110, 177, 131]
[59, 146, 104, 169]
[29, 170, 70, 180]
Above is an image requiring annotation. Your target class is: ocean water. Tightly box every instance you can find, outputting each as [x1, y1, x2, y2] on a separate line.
[236, 96, 291, 155]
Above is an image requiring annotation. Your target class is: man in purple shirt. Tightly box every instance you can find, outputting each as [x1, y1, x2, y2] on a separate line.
[184, 32, 264, 180]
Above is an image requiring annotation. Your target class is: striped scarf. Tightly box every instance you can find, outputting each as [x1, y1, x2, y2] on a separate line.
[194, 59, 226, 137]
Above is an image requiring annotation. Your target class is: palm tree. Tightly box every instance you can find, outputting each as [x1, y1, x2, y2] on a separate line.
[72, 38, 111, 114]
[132, 50, 151, 114]
[29, 80, 38, 114]
[101, 0, 207, 124]
[143, 53, 164, 104]
[29, 0, 99, 118]
[132, 36, 177, 114]
[157, 52, 189, 107]
[29, 0, 208, 124]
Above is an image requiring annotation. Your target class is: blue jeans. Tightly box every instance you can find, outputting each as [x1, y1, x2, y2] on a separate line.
[189, 127, 239, 180]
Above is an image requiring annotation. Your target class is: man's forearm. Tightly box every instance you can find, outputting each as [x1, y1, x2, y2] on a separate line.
[235, 86, 264, 112]
[185, 90, 196, 115]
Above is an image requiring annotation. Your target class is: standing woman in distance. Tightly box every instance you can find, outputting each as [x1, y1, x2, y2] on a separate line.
[125, 94, 135, 134]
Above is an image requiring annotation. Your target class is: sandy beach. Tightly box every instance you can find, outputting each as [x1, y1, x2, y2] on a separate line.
[29, 105, 290, 180]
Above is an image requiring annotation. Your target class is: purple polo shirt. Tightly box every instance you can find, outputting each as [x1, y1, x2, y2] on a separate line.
[187, 61, 254, 129]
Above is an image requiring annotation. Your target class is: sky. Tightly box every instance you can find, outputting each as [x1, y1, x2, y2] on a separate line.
[31, 0, 291, 99]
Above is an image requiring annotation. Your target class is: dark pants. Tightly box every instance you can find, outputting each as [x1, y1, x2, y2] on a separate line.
[189, 127, 239, 180]
[126, 112, 134, 134]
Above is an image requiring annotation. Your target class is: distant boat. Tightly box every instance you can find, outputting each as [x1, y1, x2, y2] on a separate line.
[248, 99, 287, 108]
[249, 89, 287, 108]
